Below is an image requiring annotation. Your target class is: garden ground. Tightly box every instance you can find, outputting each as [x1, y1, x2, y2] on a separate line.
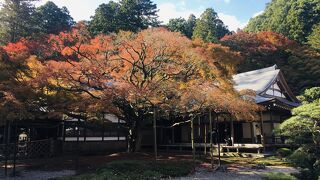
[0, 152, 299, 180]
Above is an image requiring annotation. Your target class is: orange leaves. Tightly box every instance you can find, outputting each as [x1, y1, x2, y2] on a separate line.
[0, 26, 260, 120]
[3, 39, 30, 62]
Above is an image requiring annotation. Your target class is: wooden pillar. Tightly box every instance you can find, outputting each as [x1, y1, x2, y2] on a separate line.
[153, 107, 157, 160]
[191, 116, 195, 162]
[270, 110, 274, 143]
[75, 118, 80, 171]
[13, 120, 17, 176]
[62, 121, 66, 142]
[117, 118, 120, 141]
[250, 122, 255, 143]
[230, 114, 234, 146]
[4, 120, 9, 176]
[209, 110, 213, 169]
[171, 127, 175, 144]
[204, 123, 207, 155]
[260, 111, 265, 148]
[216, 114, 221, 167]
[84, 121, 87, 142]
[102, 122, 105, 141]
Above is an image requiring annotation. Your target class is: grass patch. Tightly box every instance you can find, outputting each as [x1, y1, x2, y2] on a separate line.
[264, 172, 297, 180]
[253, 156, 292, 166]
[221, 156, 292, 166]
[58, 160, 194, 180]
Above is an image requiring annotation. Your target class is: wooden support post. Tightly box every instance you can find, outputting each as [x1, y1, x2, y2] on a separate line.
[75, 118, 80, 171]
[198, 115, 201, 158]
[13, 120, 17, 176]
[84, 121, 87, 142]
[102, 122, 105, 141]
[153, 107, 157, 160]
[230, 114, 234, 146]
[204, 123, 207, 155]
[216, 114, 221, 167]
[260, 110, 265, 151]
[270, 110, 274, 144]
[4, 120, 9, 176]
[191, 116, 195, 162]
[250, 122, 255, 143]
[117, 118, 120, 141]
[62, 121, 66, 142]
[209, 110, 213, 169]
[198, 116, 201, 137]
[171, 127, 175, 144]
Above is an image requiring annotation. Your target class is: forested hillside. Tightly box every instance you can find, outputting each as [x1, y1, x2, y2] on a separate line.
[245, 0, 320, 44]
[221, 32, 320, 94]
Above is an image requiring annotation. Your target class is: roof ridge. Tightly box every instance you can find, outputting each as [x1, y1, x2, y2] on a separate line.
[233, 64, 277, 78]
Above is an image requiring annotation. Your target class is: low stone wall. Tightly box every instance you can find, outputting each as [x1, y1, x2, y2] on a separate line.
[62, 140, 127, 155]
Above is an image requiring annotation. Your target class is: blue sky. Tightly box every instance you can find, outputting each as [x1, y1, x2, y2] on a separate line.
[1, 0, 270, 31]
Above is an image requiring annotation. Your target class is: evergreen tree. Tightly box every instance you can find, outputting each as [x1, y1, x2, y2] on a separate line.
[279, 87, 320, 179]
[89, 1, 122, 35]
[167, 14, 196, 39]
[167, 17, 187, 36]
[34, 1, 74, 35]
[89, 0, 159, 35]
[245, 0, 320, 43]
[0, 0, 37, 44]
[192, 8, 229, 43]
[307, 24, 320, 51]
[185, 14, 196, 39]
[119, 0, 159, 31]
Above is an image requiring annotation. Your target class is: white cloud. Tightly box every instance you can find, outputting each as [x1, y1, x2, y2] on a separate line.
[253, 10, 264, 18]
[218, 13, 247, 31]
[158, 3, 202, 24]
[34, 0, 112, 21]
[224, 0, 231, 4]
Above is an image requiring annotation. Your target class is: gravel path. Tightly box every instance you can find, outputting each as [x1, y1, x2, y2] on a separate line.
[170, 165, 298, 180]
[0, 170, 75, 180]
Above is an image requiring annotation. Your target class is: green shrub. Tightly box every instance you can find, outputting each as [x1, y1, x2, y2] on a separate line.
[288, 148, 314, 169]
[58, 160, 194, 180]
[264, 172, 297, 180]
[277, 148, 293, 158]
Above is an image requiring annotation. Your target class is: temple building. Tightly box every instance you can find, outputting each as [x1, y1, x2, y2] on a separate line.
[147, 65, 300, 152]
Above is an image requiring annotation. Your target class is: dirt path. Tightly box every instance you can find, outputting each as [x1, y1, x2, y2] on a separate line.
[0, 170, 75, 180]
[171, 165, 298, 180]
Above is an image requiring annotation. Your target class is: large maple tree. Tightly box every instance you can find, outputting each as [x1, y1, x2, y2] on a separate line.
[2, 25, 259, 151]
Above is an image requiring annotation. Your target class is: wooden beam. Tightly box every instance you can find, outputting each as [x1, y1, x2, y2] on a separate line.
[230, 114, 234, 146]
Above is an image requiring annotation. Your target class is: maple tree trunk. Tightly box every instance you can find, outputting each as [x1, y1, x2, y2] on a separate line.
[127, 121, 143, 153]
[135, 126, 143, 152]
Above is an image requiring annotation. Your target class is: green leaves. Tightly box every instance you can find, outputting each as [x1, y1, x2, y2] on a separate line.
[89, 0, 160, 36]
[34, 1, 74, 35]
[280, 87, 320, 178]
[0, 0, 37, 44]
[0, 0, 74, 45]
[307, 24, 320, 51]
[192, 8, 229, 43]
[245, 0, 320, 44]
[167, 14, 196, 39]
